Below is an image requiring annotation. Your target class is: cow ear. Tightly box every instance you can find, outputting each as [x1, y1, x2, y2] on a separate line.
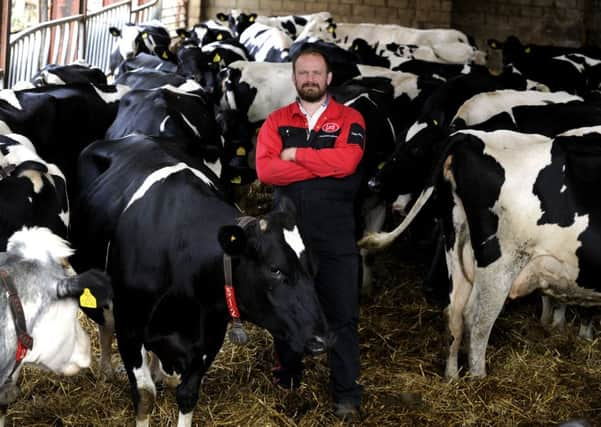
[176, 28, 189, 39]
[271, 195, 297, 230]
[216, 12, 227, 21]
[218, 225, 247, 255]
[109, 27, 121, 37]
[56, 268, 113, 310]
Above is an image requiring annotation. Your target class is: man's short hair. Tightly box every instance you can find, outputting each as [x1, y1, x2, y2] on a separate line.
[291, 46, 331, 74]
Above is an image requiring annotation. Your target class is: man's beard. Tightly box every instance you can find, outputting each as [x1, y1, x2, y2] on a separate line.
[297, 83, 327, 102]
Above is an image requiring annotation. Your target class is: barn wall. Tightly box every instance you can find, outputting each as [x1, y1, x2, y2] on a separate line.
[590, 0, 601, 46]
[452, 0, 590, 69]
[200, 0, 452, 27]
[196, 0, 599, 70]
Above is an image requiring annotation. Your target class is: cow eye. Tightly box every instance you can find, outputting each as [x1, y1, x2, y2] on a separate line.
[270, 265, 282, 276]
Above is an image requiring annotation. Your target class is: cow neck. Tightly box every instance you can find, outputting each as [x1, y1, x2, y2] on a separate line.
[0, 268, 33, 391]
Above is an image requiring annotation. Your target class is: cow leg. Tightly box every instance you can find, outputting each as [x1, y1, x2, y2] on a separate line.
[551, 303, 567, 330]
[444, 247, 473, 379]
[175, 370, 204, 427]
[98, 308, 115, 378]
[540, 295, 553, 326]
[578, 307, 595, 340]
[464, 270, 511, 378]
[116, 323, 156, 427]
[359, 197, 386, 297]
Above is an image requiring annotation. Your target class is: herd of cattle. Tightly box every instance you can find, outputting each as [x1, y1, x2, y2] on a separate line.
[2, 7, 601, 426]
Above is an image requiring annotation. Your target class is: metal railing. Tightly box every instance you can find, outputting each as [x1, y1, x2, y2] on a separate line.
[4, 0, 159, 88]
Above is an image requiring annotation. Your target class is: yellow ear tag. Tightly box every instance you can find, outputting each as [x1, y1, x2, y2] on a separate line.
[490, 41, 496, 48]
[162, 51, 168, 59]
[213, 53, 222, 63]
[230, 176, 242, 184]
[230, 235, 236, 242]
[142, 32, 149, 39]
[328, 26, 334, 33]
[525, 47, 531, 53]
[249, 16, 255, 22]
[377, 161, 385, 170]
[354, 45, 358, 51]
[217, 33, 223, 41]
[80, 288, 97, 309]
[236, 146, 246, 156]
[433, 119, 438, 126]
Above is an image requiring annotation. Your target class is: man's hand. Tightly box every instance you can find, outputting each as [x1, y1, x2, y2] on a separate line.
[280, 147, 297, 161]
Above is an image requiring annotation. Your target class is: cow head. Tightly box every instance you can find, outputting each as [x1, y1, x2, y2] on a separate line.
[0, 227, 112, 390]
[216, 10, 257, 38]
[217, 197, 330, 355]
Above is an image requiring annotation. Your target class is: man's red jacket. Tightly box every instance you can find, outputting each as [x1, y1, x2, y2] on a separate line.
[256, 97, 365, 186]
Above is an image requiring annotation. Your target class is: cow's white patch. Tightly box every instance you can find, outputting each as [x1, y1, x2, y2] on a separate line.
[452, 90, 582, 127]
[24, 299, 91, 375]
[558, 125, 601, 138]
[176, 411, 193, 427]
[283, 226, 305, 259]
[8, 226, 74, 262]
[124, 163, 215, 211]
[4, 133, 36, 153]
[201, 40, 248, 59]
[405, 121, 428, 142]
[93, 84, 130, 104]
[133, 346, 157, 400]
[553, 54, 586, 73]
[203, 158, 222, 178]
[160, 115, 170, 132]
[392, 193, 413, 215]
[179, 113, 200, 136]
[357, 65, 420, 99]
[0, 120, 13, 134]
[39, 70, 66, 85]
[0, 89, 22, 110]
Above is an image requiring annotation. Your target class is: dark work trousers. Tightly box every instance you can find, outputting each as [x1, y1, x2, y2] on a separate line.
[273, 178, 363, 406]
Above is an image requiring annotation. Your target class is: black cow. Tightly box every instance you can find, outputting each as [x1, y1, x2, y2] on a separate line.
[114, 52, 178, 77]
[31, 63, 107, 86]
[75, 133, 330, 425]
[0, 227, 111, 426]
[175, 20, 234, 46]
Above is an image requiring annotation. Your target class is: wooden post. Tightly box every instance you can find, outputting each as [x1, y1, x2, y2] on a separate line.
[0, 0, 11, 88]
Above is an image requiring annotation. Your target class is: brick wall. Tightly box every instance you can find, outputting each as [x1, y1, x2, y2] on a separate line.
[590, 0, 601, 46]
[452, 0, 589, 69]
[199, 0, 453, 28]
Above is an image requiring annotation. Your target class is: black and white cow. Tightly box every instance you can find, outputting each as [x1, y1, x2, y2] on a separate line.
[175, 20, 234, 47]
[0, 83, 127, 197]
[104, 84, 224, 178]
[360, 125, 601, 378]
[31, 63, 107, 87]
[75, 133, 331, 426]
[176, 40, 249, 91]
[0, 134, 69, 249]
[216, 9, 258, 38]
[108, 22, 175, 75]
[254, 11, 333, 40]
[0, 227, 111, 426]
[239, 22, 293, 62]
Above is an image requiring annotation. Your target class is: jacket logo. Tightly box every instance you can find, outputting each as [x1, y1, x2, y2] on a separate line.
[322, 122, 340, 133]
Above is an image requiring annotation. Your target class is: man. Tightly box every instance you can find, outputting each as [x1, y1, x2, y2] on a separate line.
[255, 47, 365, 420]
